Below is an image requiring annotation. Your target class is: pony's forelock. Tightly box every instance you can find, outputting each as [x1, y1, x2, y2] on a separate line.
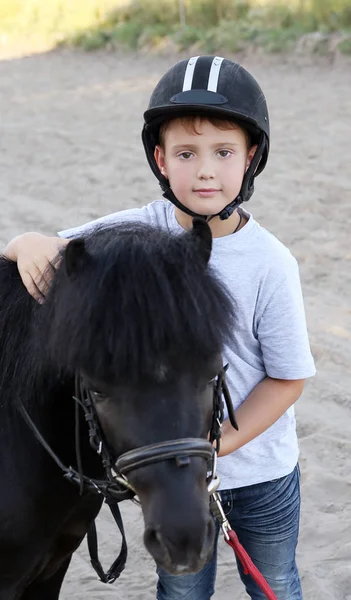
[42, 223, 235, 384]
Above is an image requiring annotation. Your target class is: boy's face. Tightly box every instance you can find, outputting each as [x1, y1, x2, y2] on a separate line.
[154, 118, 257, 217]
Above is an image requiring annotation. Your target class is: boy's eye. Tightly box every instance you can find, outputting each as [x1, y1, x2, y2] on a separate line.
[217, 150, 232, 158]
[179, 152, 193, 160]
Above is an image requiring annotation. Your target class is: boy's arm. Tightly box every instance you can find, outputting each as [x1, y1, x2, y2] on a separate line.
[3, 207, 138, 301]
[218, 376, 305, 456]
[218, 255, 315, 457]
[4, 203, 154, 300]
[3, 232, 68, 301]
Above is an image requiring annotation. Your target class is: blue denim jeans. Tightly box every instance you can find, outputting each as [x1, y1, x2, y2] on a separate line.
[156, 465, 302, 600]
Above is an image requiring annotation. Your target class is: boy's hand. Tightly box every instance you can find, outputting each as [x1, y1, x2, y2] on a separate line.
[4, 232, 68, 302]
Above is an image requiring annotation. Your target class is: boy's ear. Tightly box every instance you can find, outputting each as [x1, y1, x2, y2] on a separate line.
[191, 218, 212, 266]
[154, 145, 168, 178]
[246, 144, 258, 172]
[64, 238, 90, 277]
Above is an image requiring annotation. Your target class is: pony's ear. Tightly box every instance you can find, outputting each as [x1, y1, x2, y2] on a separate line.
[64, 238, 89, 277]
[191, 218, 212, 266]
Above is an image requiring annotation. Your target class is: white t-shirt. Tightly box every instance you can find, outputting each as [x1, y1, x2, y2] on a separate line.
[60, 200, 316, 489]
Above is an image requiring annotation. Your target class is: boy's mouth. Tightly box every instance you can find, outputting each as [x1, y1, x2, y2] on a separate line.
[193, 188, 221, 197]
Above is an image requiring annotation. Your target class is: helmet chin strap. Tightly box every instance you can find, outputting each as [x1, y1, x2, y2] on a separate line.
[162, 180, 242, 222]
[161, 133, 267, 222]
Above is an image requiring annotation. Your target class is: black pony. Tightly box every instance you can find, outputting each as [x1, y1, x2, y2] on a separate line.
[0, 219, 235, 599]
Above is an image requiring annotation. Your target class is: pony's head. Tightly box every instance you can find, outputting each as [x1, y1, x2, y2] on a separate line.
[41, 219, 235, 573]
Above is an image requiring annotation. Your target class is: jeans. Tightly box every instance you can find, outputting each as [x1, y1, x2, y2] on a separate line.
[156, 465, 302, 600]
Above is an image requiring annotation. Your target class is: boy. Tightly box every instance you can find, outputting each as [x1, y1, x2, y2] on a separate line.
[5, 56, 315, 599]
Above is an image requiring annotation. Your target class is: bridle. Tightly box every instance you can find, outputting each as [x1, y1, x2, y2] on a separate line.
[75, 364, 237, 496]
[19, 364, 238, 583]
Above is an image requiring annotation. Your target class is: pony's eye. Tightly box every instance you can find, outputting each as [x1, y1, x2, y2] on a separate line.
[91, 391, 107, 402]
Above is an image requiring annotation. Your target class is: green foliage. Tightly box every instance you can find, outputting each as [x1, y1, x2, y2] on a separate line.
[112, 0, 178, 26]
[338, 32, 351, 53]
[99, 0, 351, 33]
[246, 4, 296, 29]
[253, 25, 307, 53]
[202, 20, 256, 54]
[171, 25, 205, 50]
[1, 0, 351, 55]
[182, 0, 251, 28]
[110, 21, 144, 48]
[80, 0, 351, 55]
[308, 0, 351, 30]
[199, 18, 307, 54]
[76, 30, 111, 51]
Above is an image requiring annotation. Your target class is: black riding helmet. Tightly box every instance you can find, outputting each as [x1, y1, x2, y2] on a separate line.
[142, 56, 270, 220]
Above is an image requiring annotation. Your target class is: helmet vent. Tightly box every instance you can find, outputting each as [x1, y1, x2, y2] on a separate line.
[182, 56, 200, 91]
[207, 56, 224, 92]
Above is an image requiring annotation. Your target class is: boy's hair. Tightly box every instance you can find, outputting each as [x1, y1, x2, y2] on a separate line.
[159, 116, 252, 151]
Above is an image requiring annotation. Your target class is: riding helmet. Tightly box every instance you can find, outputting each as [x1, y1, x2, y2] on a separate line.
[142, 55, 270, 220]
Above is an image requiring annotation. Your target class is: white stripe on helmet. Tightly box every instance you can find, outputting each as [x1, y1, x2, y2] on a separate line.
[207, 56, 224, 92]
[182, 56, 200, 91]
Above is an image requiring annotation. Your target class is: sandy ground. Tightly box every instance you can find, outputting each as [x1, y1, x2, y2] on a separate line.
[0, 48, 350, 599]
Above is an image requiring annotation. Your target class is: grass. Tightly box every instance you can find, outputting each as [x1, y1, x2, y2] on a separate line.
[0, 0, 350, 55]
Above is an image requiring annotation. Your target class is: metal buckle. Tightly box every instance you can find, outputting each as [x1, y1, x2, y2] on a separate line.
[207, 475, 220, 495]
[206, 448, 219, 494]
[209, 491, 231, 540]
[111, 468, 137, 494]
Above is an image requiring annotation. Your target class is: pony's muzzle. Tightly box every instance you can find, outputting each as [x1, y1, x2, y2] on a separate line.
[144, 514, 215, 574]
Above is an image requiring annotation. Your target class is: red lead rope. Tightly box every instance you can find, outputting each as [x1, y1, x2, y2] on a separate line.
[225, 529, 278, 600]
[209, 480, 278, 599]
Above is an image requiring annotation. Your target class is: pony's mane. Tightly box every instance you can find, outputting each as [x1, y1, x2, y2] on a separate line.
[41, 222, 235, 384]
[0, 258, 52, 407]
[0, 222, 235, 405]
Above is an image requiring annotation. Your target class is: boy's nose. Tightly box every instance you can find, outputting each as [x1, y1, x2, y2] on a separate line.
[197, 163, 215, 180]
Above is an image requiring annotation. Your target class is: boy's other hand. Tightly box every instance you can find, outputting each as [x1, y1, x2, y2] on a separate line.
[3, 233, 68, 302]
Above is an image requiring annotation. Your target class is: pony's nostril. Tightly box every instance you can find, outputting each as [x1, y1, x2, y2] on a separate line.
[145, 528, 161, 548]
[144, 527, 168, 559]
[144, 526, 174, 569]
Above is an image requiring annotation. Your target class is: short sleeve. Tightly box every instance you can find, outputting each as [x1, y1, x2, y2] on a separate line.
[257, 260, 316, 380]
[58, 209, 142, 239]
[57, 200, 169, 239]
